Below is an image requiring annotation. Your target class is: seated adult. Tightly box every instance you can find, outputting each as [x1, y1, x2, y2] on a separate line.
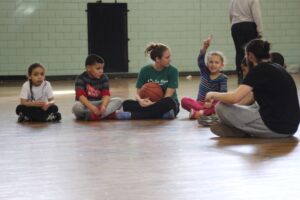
[205, 39, 300, 138]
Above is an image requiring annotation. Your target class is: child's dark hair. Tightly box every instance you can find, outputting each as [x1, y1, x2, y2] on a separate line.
[85, 54, 105, 67]
[145, 43, 169, 61]
[245, 39, 271, 61]
[27, 63, 45, 100]
[270, 52, 286, 68]
[28, 63, 45, 76]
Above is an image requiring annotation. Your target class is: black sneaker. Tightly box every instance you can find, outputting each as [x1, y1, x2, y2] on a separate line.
[162, 110, 175, 119]
[17, 113, 25, 123]
[198, 115, 219, 126]
[17, 113, 30, 123]
[47, 112, 61, 122]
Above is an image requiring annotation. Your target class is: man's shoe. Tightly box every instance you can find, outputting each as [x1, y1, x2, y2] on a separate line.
[210, 123, 249, 137]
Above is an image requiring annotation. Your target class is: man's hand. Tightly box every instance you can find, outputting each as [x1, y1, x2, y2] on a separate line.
[205, 92, 216, 103]
[204, 101, 213, 109]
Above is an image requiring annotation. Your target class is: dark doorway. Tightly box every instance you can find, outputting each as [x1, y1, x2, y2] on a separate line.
[87, 3, 128, 73]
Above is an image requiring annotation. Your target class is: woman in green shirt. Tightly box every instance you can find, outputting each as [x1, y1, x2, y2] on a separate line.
[122, 43, 180, 119]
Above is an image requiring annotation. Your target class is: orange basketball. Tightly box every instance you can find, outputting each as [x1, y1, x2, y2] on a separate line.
[139, 82, 164, 102]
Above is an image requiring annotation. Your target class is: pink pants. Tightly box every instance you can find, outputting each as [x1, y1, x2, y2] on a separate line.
[181, 97, 218, 116]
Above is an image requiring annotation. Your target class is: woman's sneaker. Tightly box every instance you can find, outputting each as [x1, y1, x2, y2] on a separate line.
[47, 112, 62, 122]
[115, 111, 131, 120]
[162, 110, 175, 119]
[198, 115, 219, 126]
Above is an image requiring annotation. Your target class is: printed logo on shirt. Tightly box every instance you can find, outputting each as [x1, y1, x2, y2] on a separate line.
[87, 84, 101, 98]
[147, 79, 168, 86]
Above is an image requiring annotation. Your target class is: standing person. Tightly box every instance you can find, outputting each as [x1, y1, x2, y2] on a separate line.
[229, 0, 263, 84]
[206, 39, 300, 138]
[121, 43, 180, 119]
[72, 54, 122, 121]
[16, 63, 61, 122]
[181, 36, 227, 120]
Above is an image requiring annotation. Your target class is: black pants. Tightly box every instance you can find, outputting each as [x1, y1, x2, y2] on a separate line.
[16, 105, 59, 122]
[231, 22, 258, 83]
[123, 97, 180, 119]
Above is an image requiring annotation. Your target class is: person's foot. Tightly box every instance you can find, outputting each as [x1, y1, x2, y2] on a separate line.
[198, 115, 219, 126]
[115, 111, 131, 120]
[189, 109, 201, 119]
[17, 112, 30, 123]
[162, 110, 175, 119]
[47, 112, 62, 122]
[210, 123, 249, 137]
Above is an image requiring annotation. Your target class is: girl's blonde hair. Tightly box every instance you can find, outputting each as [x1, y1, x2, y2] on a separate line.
[206, 51, 226, 66]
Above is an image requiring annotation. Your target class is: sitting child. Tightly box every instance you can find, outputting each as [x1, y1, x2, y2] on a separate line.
[16, 63, 61, 122]
[72, 54, 122, 121]
[181, 36, 228, 119]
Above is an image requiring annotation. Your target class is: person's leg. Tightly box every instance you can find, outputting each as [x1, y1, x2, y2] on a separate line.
[202, 101, 218, 116]
[181, 97, 204, 111]
[45, 105, 61, 122]
[16, 105, 31, 122]
[210, 123, 250, 137]
[72, 100, 102, 120]
[100, 97, 122, 118]
[231, 23, 244, 84]
[213, 103, 292, 138]
[16, 105, 26, 115]
[122, 99, 142, 113]
[45, 105, 59, 114]
[16, 105, 49, 122]
[231, 22, 258, 84]
[72, 101, 89, 120]
[242, 118, 293, 138]
[123, 97, 178, 119]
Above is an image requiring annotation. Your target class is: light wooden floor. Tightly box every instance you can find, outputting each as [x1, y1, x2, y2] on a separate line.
[1, 75, 300, 200]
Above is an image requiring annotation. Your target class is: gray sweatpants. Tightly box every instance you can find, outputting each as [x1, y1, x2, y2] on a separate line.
[215, 102, 293, 138]
[72, 97, 122, 120]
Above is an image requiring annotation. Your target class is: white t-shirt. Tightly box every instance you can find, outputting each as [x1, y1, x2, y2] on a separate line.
[20, 80, 53, 102]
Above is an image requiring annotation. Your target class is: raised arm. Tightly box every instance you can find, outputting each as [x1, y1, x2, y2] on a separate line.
[197, 36, 212, 71]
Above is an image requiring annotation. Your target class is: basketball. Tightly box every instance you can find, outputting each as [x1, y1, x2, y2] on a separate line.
[139, 82, 164, 102]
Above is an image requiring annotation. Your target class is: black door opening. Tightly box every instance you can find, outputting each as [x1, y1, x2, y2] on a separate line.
[87, 3, 128, 73]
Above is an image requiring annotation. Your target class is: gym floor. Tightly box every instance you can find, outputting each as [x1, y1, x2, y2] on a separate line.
[0, 75, 300, 200]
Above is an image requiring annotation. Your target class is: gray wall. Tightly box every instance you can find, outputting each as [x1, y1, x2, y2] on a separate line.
[0, 0, 299, 75]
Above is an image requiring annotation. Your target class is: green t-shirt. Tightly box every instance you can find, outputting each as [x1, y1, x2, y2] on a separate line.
[136, 64, 179, 103]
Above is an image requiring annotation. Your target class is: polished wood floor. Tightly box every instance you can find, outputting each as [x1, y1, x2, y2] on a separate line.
[1, 75, 300, 200]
